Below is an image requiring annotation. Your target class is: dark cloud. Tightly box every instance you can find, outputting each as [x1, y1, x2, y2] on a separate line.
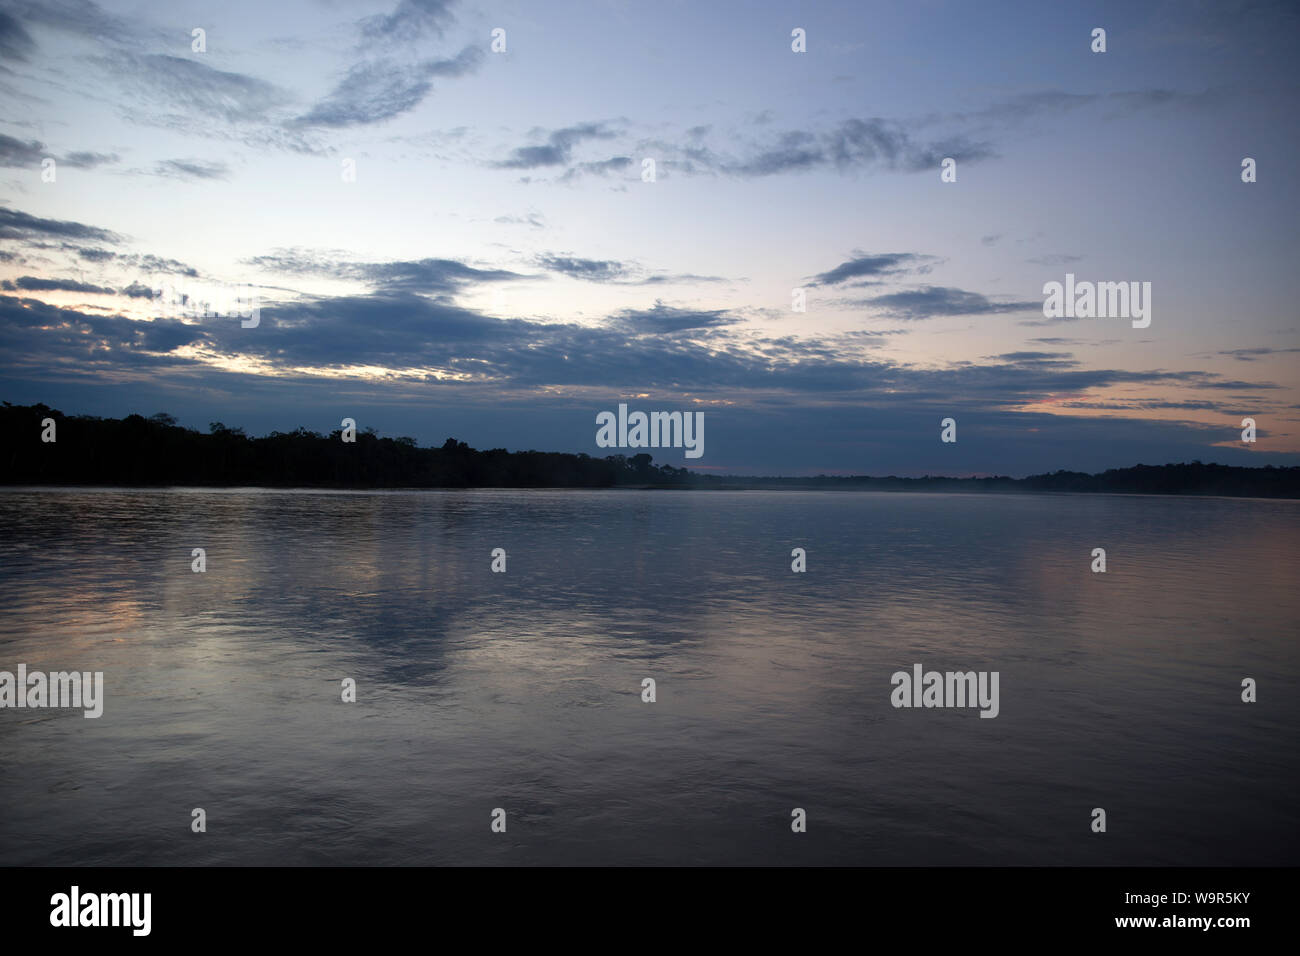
[295, 46, 482, 128]
[536, 254, 726, 286]
[1217, 347, 1300, 361]
[0, 10, 36, 61]
[730, 130, 823, 176]
[811, 252, 934, 286]
[61, 150, 119, 168]
[5, 276, 115, 294]
[0, 133, 117, 169]
[537, 255, 628, 282]
[0, 206, 122, 244]
[859, 286, 1041, 320]
[4, 0, 131, 43]
[247, 249, 524, 293]
[608, 302, 736, 335]
[823, 118, 996, 173]
[0, 296, 206, 373]
[1198, 378, 1283, 390]
[154, 158, 230, 181]
[502, 110, 1003, 182]
[988, 351, 1078, 366]
[1060, 399, 1239, 412]
[0, 133, 46, 167]
[119, 281, 157, 299]
[33, 241, 199, 278]
[0, 291, 1283, 437]
[128, 254, 199, 277]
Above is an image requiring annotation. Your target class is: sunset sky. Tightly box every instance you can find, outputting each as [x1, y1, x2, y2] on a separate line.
[2, 0, 1298, 475]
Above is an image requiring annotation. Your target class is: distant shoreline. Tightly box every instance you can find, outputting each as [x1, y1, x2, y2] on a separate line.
[3, 484, 1299, 502]
[6, 403, 1299, 499]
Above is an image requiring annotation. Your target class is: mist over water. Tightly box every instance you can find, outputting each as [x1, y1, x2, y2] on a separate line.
[1, 488, 1296, 866]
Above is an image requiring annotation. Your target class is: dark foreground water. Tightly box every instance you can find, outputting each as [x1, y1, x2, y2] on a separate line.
[0, 488, 1296, 866]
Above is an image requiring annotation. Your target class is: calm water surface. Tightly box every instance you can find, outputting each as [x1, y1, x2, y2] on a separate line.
[1, 489, 1296, 865]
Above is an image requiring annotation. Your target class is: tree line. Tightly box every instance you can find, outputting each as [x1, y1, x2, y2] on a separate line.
[3, 402, 1298, 497]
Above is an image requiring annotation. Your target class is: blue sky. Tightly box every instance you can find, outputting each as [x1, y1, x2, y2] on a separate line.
[2, 0, 1298, 475]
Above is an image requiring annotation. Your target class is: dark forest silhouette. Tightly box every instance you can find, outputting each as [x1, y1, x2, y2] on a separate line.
[4, 402, 1298, 497]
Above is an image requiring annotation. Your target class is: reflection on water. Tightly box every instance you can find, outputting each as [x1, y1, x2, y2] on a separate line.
[1, 488, 1296, 865]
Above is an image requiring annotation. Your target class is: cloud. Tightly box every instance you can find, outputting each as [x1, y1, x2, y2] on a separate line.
[494, 213, 545, 228]
[536, 253, 726, 286]
[0, 296, 206, 371]
[120, 281, 157, 299]
[127, 254, 199, 277]
[0, 290, 1283, 431]
[500, 87, 1215, 183]
[858, 286, 1041, 320]
[4, 276, 115, 294]
[1027, 253, 1084, 266]
[0, 133, 118, 170]
[0, 206, 122, 244]
[247, 249, 524, 293]
[538, 255, 628, 282]
[687, 118, 996, 179]
[359, 0, 457, 44]
[0, 10, 36, 61]
[823, 118, 996, 173]
[729, 130, 823, 176]
[0, 133, 48, 167]
[608, 302, 737, 334]
[986, 350, 1078, 367]
[920, 87, 1230, 133]
[295, 46, 482, 128]
[494, 122, 619, 169]
[811, 252, 936, 286]
[154, 158, 230, 181]
[558, 156, 633, 180]
[4, 0, 133, 43]
[105, 53, 291, 126]
[1216, 347, 1300, 362]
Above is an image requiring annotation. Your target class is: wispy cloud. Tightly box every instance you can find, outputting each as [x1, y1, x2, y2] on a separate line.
[358, 0, 458, 46]
[0, 133, 117, 169]
[247, 249, 525, 293]
[0, 9, 36, 61]
[294, 46, 482, 128]
[154, 158, 230, 181]
[494, 122, 620, 169]
[104, 53, 291, 126]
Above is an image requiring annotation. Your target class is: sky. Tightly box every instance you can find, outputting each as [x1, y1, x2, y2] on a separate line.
[1, 0, 1298, 476]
